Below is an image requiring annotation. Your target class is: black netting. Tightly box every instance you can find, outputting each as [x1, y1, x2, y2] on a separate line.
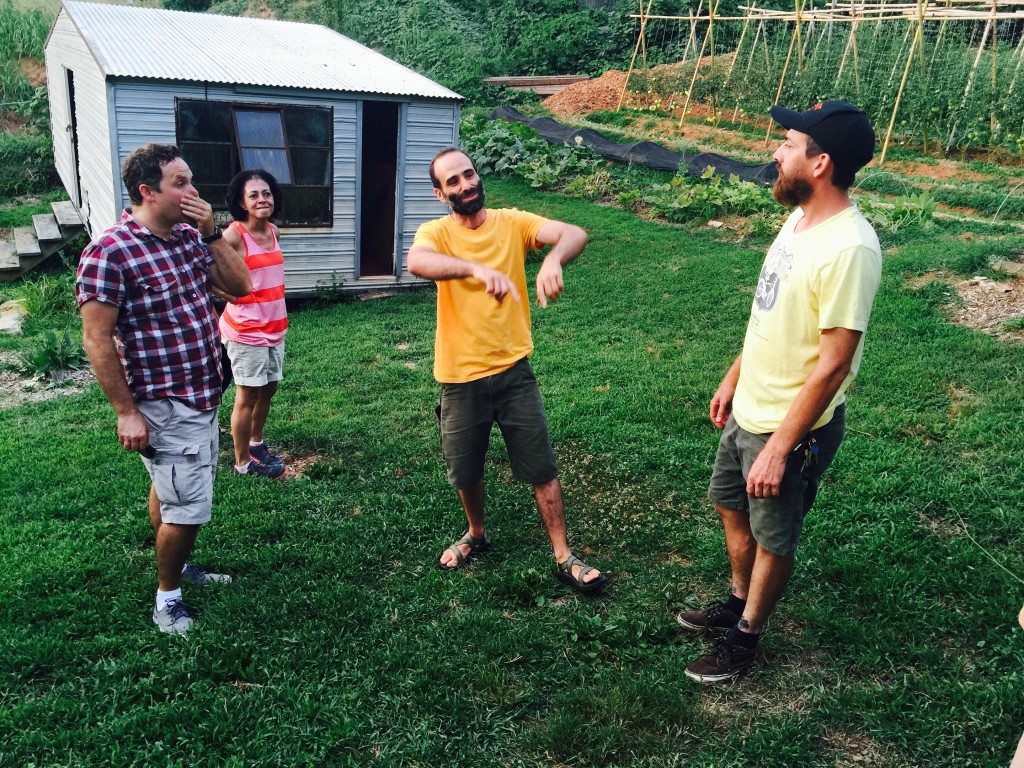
[487, 107, 777, 185]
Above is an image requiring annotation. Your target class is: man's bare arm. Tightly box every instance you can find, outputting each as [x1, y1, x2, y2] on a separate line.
[80, 300, 149, 453]
[534, 220, 588, 308]
[710, 354, 743, 429]
[745, 327, 862, 498]
[407, 245, 521, 304]
[180, 193, 252, 297]
[208, 226, 246, 304]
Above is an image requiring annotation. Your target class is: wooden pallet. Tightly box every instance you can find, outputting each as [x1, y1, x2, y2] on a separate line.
[0, 200, 86, 281]
[483, 75, 589, 96]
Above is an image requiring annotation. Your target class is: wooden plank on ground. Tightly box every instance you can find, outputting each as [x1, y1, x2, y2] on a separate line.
[0, 240, 18, 271]
[33, 213, 62, 242]
[14, 227, 41, 258]
[484, 76, 589, 87]
[51, 200, 84, 229]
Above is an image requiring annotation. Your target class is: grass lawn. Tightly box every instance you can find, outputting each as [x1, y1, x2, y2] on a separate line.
[1, 177, 1023, 766]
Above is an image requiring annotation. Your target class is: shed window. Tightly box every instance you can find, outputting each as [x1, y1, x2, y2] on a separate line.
[176, 100, 332, 226]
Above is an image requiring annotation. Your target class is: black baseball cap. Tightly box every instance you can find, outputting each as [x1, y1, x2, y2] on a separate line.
[769, 100, 875, 172]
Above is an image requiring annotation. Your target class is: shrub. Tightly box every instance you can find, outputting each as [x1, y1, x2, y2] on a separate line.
[644, 166, 779, 222]
[15, 328, 87, 382]
[0, 130, 59, 197]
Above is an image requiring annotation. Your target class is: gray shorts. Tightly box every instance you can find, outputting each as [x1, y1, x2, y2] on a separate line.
[707, 404, 845, 556]
[225, 339, 284, 387]
[138, 398, 219, 525]
[439, 357, 558, 489]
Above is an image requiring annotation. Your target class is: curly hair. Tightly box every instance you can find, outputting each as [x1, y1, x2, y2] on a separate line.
[225, 169, 283, 222]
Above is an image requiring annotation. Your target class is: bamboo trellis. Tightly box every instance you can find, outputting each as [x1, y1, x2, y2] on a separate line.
[618, 0, 1024, 162]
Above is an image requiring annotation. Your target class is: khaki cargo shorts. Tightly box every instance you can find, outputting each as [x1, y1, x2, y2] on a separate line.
[138, 398, 219, 525]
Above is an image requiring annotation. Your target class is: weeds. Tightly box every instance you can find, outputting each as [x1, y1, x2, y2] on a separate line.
[644, 166, 779, 223]
[0, 0, 52, 103]
[15, 326, 86, 381]
[19, 271, 77, 323]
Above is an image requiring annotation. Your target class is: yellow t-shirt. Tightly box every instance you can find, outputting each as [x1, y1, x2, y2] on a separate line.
[733, 205, 882, 434]
[413, 208, 547, 383]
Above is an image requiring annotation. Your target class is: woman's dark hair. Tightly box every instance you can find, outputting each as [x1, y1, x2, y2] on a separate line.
[226, 169, 283, 222]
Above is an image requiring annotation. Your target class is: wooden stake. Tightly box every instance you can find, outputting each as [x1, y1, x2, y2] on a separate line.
[795, 0, 805, 71]
[1004, 18, 1024, 103]
[727, 3, 755, 82]
[679, 0, 722, 128]
[990, 0, 997, 144]
[946, 14, 992, 151]
[765, 23, 799, 145]
[617, 0, 656, 112]
[880, 0, 925, 163]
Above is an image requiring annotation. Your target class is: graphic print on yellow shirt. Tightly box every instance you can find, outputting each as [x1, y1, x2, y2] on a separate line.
[733, 205, 882, 434]
[412, 208, 548, 383]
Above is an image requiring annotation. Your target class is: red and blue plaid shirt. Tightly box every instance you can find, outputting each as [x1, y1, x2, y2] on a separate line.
[76, 209, 223, 411]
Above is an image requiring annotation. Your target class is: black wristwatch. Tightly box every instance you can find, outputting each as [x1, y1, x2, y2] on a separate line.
[202, 226, 223, 244]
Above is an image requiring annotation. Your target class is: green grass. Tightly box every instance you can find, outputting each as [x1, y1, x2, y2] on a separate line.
[0, 0, 52, 103]
[1, 178, 1023, 766]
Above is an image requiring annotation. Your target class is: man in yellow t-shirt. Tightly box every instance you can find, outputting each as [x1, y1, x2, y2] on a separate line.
[408, 148, 605, 594]
[675, 102, 882, 683]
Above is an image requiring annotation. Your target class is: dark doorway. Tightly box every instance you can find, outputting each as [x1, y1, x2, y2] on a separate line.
[66, 69, 82, 206]
[359, 101, 399, 277]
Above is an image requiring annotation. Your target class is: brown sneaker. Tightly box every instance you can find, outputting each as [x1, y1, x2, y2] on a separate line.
[684, 640, 757, 683]
[673, 601, 741, 635]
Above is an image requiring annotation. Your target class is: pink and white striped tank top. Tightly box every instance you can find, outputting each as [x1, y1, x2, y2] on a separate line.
[219, 221, 288, 346]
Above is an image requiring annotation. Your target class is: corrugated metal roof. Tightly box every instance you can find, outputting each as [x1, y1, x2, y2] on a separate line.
[60, 0, 461, 100]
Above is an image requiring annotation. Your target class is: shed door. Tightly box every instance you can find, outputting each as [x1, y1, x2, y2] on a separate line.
[359, 102, 399, 277]
[65, 69, 82, 206]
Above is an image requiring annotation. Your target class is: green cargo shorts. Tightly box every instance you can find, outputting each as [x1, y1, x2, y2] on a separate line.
[707, 405, 845, 556]
[439, 357, 558, 489]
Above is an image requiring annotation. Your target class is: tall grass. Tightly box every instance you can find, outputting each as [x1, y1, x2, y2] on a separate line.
[0, 0, 52, 105]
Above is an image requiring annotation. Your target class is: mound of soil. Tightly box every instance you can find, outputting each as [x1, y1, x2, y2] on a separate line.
[545, 69, 631, 116]
[20, 58, 46, 87]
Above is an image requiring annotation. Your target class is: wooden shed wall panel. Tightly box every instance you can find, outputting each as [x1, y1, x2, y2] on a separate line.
[400, 102, 458, 269]
[111, 83, 362, 293]
[44, 11, 116, 237]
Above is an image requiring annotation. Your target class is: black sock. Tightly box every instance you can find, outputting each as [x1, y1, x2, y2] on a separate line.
[725, 594, 746, 615]
[726, 626, 759, 649]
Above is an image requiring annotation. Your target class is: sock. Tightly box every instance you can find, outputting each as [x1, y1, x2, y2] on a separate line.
[156, 588, 182, 612]
[725, 594, 747, 615]
[235, 462, 250, 474]
[249, 440, 264, 448]
[726, 626, 759, 650]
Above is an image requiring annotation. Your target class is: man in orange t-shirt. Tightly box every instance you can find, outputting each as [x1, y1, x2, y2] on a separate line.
[408, 148, 605, 594]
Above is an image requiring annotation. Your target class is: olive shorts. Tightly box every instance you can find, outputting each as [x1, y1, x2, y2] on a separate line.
[439, 358, 558, 489]
[707, 404, 845, 556]
[138, 398, 219, 525]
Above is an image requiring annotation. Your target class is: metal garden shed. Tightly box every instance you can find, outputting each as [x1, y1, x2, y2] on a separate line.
[43, 0, 462, 293]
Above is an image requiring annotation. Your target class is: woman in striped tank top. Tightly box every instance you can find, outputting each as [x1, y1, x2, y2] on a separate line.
[218, 170, 288, 479]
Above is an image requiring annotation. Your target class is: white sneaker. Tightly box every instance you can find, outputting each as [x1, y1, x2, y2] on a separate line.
[152, 599, 195, 634]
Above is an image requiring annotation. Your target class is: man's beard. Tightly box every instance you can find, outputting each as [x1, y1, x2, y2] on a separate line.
[772, 167, 813, 207]
[447, 179, 485, 215]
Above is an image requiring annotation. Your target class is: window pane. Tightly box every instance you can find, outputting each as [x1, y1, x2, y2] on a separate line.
[195, 184, 229, 209]
[240, 148, 292, 183]
[177, 101, 232, 142]
[180, 143, 234, 184]
[235, 111, 285, 147]
[291, 148, 330, 186]
[283, 188, 331, 226]
[284, 106, 331, 146]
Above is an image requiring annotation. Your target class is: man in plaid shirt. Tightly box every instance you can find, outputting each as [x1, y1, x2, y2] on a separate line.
[77, 144, 251, 635]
